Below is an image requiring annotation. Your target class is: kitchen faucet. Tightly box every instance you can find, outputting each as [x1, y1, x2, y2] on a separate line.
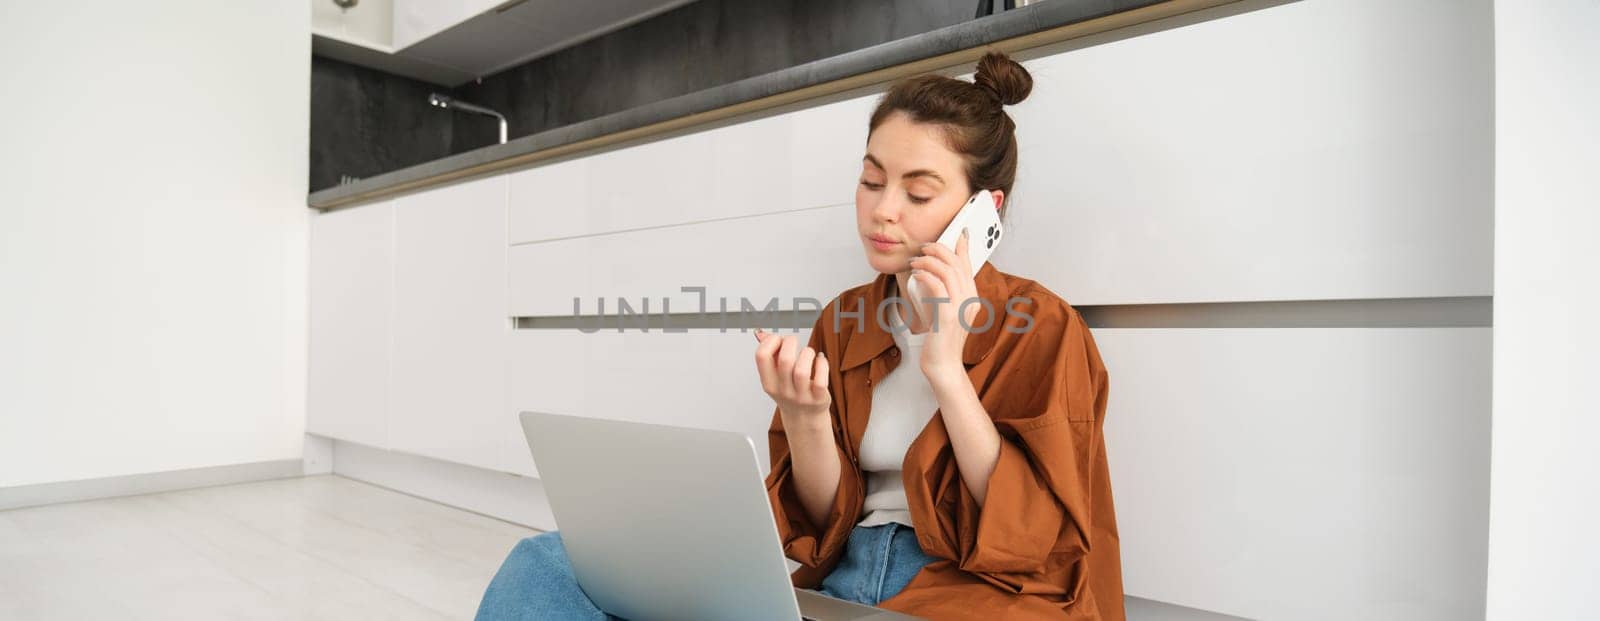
[428, 93, 508, 145]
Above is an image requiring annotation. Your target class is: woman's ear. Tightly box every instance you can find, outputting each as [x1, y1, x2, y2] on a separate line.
[990, 189, 1005, 211]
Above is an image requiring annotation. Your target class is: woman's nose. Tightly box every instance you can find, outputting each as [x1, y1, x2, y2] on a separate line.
[871, 196, 900, 222]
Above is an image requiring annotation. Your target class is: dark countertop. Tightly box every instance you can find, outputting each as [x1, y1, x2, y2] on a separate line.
[308, 0, 1199, 211]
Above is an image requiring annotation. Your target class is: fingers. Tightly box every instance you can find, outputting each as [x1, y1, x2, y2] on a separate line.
[794, 347, 828, 407]
[753, 328, 782, 394]
[753, 328, 829, 406]
[911, 252, 956, 296]
[792, 346, 816, 390]
[775, 335, 799, 394]
[920, 238, 970, 279]
[811, 349, 830, 401]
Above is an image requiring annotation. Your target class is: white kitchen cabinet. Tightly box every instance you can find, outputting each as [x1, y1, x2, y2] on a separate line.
[312, 0, 394, 51]
[508, 204, 862, 318]
[391, 0, 503, 51]
[503, 0, 1493, 308]
[506, 92, 877, 245]
[1101, 327, 1491, 620]
[1005, 0, 1491, 305]
[308, 201, 394, 449]
[388, 177, 511, 473]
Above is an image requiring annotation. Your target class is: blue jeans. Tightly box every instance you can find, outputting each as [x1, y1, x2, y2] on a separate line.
[815, 521, 939, 606]
[474, 522, 938, 620]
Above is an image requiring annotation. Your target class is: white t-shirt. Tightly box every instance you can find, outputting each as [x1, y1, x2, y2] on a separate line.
[856, 301, 941, 528]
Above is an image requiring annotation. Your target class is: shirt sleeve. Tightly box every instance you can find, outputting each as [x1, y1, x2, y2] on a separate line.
[945, 302, 1109, 590]
[762, 308, 863, 588]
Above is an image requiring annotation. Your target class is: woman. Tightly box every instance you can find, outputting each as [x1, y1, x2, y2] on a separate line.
[757, 50, 1122, 620]
[476, 49, 1121, 620]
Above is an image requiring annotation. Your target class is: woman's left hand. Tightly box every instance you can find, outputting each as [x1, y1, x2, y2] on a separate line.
[908, 228, 981, 378]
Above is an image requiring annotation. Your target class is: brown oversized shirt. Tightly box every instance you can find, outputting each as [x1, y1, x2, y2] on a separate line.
[765, 262, 1124, 620]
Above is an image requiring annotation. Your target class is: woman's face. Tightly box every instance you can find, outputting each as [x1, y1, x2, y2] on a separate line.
[856, 111, 996, 274]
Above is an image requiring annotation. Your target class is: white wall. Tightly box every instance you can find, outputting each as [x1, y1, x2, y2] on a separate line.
[1487, 1, 1600, 618]
[0, 1, 310, 487]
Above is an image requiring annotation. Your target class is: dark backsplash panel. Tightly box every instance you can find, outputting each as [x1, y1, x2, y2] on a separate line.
[309, 57, 461, 192]
[311, 0, 981, 192]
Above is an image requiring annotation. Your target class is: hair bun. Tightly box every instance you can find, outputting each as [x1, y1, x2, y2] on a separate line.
[974, 51, 1033, 106]
[973, 50, 1033, 106]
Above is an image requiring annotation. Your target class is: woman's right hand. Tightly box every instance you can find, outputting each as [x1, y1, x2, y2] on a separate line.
[753, 328, 832, 428]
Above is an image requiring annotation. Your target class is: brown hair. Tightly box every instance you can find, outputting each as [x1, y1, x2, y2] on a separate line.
[867, 49, 1034, 221]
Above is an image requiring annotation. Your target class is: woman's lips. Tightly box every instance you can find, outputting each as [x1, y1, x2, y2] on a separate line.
[868, 235, 900, 251]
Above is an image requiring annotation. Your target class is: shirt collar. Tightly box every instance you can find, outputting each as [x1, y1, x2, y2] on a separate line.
[836, 261, 1011, 372]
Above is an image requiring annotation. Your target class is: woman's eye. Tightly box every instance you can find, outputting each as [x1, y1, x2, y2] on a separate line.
[859, 181, 927, 204]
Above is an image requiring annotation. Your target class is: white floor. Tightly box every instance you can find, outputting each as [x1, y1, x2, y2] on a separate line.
[0, 474, 538, 620]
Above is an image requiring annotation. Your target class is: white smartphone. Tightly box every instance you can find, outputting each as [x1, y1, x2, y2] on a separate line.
[905, 189, 1004, 320]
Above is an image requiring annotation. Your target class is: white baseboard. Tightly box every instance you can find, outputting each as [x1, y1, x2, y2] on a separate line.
[325, 436, 555, 531]
[0, 457, 306, 512]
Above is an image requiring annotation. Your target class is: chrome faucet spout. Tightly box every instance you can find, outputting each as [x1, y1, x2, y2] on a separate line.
[428, 92, 508, 144]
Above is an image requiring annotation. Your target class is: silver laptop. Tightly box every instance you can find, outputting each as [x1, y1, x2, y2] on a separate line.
[519, 411, 923, 621]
